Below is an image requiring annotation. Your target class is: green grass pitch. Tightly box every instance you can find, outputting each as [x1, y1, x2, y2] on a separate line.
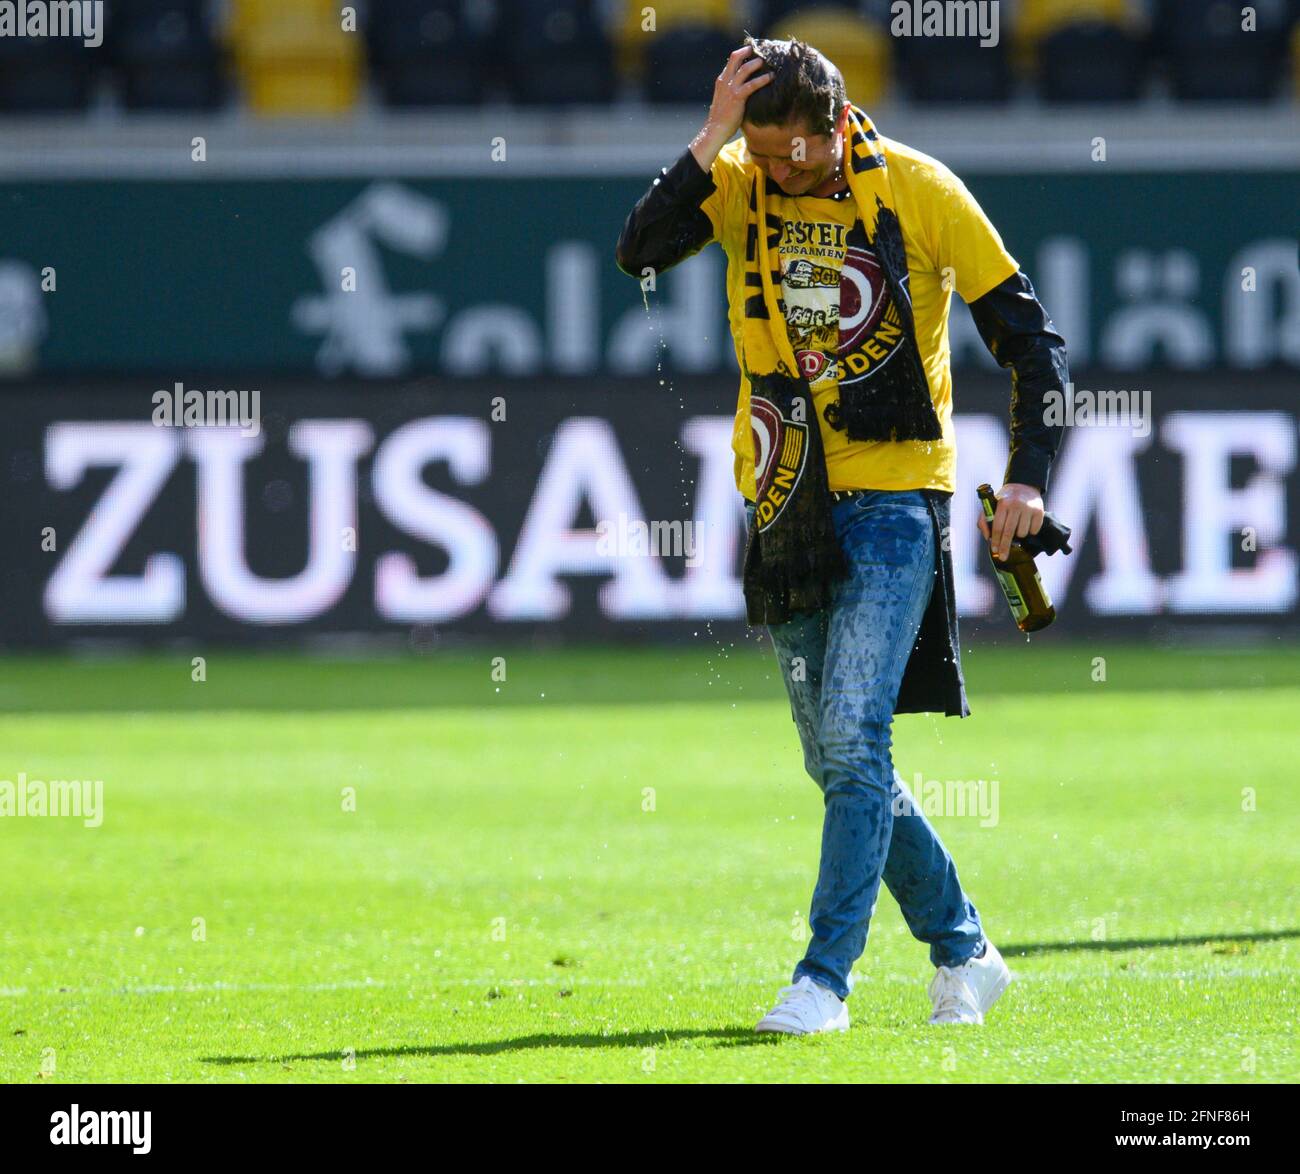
[0, 642, 1296, 1084]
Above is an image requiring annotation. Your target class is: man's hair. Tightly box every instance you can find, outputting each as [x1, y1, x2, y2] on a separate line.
[741, 35, 847, 139]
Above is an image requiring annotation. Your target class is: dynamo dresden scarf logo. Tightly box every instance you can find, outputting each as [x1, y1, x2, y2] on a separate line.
[749, 395, 809, 531]
[788, 240, 907, 390]
[839, 242, 907, 385]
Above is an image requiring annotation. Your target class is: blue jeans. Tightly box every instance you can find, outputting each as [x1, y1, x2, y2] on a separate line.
[748, 490, 984, 1000]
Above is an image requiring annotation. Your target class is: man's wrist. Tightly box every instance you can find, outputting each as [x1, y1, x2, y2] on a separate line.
[689, 122, 733, 171]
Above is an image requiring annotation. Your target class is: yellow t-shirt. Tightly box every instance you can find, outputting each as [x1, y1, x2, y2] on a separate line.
[699, 136, 1019, 498]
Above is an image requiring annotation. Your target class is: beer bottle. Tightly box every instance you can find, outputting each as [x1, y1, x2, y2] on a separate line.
[977, 483, 1056, 633]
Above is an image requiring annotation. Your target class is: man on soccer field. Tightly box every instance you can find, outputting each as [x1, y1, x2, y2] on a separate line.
[615, 39, 1068, 1034]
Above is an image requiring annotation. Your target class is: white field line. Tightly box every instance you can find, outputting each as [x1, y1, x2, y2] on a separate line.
[0, 967, 1284, 999]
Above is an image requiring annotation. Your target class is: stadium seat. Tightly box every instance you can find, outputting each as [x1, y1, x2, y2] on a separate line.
[893, 31, 1012, 104]
[1293, 19, 1300, 98]
[500, 0, 617, 106]
[366, 0, 494, 106]
[643, 23, 740, 104]
[1155, 0, 1291, 101]
[1037, 21, 1146, 103]
[1012, 0, 1137, 79]
[112, 0, 226, 111]
[228, 0, 362, 116]
[1015, 0, 1137, 48]
[0, 35, 98, 112]
[616, 0, 738, 84]
[766, 8, 892, 108]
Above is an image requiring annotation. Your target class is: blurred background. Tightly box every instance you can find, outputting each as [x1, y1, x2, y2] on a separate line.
[0, 0, 1297, 651]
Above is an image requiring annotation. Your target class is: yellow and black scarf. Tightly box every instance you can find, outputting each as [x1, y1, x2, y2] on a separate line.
[741, 106, 941, 625]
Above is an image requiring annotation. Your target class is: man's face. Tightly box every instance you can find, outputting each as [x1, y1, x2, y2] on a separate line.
[741, 112, 844, 196]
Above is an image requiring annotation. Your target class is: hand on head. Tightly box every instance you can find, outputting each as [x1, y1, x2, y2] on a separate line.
[706, 46, 774, 139]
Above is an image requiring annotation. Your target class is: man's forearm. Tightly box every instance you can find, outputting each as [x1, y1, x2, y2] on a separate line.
[689, 121, 732, 172]
[615, 126, 728, 278]
[968, 271, 1070, 494]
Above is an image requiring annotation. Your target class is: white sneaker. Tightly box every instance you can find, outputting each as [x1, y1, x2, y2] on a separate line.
[927, 940, 1012, 1025]
[755, 975, 850, 1035]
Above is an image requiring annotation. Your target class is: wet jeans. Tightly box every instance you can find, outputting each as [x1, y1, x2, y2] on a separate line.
[749, 490, 984, 1000]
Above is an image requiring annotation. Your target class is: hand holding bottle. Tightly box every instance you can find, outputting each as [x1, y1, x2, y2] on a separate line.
[976, 482, 1044, 562]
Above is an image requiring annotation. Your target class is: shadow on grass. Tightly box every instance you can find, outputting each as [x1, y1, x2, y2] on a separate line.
[202, 1026, 780, 1066]
[1003, 928, 1300, 957]
[199, 928, 1299, 1067]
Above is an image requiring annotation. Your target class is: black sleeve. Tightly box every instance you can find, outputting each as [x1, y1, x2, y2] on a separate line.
[615, 148, 719, 278]
[967, 270, 1070, 495]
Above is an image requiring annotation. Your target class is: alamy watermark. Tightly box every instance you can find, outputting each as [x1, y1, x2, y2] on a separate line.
[596, 513, 702, 566]
[890, 1, 1000, 48]
[50, 1105, 150, 1154]
[0, 771, 103, 827]
[152, 382, 261, 437]
[0, 2, 103, 47]
[894, 772, 999, 827]
[1043, 382, 1152, 437]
